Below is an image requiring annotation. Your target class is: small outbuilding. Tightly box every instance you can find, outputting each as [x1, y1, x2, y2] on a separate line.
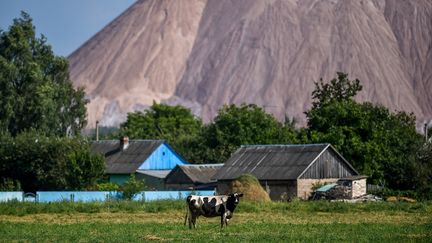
[91, 137, 187, 189]
[165, 164, 223, 190]
[213, 144, 360, 200]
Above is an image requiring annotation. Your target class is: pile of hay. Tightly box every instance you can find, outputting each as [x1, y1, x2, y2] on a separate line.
[386, 196, 416, 203]
[230, 174, 271, 202]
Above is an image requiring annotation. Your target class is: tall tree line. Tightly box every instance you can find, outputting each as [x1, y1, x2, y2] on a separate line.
[0, 12, 104, 191]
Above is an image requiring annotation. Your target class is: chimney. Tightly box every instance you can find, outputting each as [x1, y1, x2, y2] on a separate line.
[120, 136, 129, 150]
[96, 120, 99, 141]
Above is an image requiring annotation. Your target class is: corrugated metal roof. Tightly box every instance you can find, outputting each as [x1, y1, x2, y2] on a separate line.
[136, 170, 171, 179]
[169, 164, 224, 184]
[214, 144, 341, 180]
[91, 140, 164, 174]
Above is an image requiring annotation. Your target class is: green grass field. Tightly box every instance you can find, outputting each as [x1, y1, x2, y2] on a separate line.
[0, 200, 431, 242]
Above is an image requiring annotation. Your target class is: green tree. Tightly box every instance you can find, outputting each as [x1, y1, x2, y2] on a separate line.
[305, 73, 423, 190]
[0, 12, 87, 136]
[0, 131, 104, 191]
[310, 72, 362, 110]
[202, 104, 297, 163]
[65, 146, 105, 190]
[120, 102, 203, 162]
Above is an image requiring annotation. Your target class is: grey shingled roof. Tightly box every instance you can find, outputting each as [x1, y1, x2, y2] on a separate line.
[214, 144, 342, 180]
[91, 140, 164, 174]
[177, 164, 224, 183]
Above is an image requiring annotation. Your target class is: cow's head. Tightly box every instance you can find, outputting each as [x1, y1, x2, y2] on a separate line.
[229, 193, 244, 205]
[225, 193, 243, 213]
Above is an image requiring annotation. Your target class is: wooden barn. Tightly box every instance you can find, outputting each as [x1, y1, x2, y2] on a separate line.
[213, 144, 360, 200]
[165, 164, 223, 190]
[91, 137, 187, 190]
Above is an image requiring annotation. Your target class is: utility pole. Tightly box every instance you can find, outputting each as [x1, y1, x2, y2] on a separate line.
[425, 123, 428, 143]
[96, 120, 99, 141]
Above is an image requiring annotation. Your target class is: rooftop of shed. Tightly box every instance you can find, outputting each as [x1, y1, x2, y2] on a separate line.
[179, 164, 224, 183]
[166, 164, 224, 184]
[213, 144, 355, 180]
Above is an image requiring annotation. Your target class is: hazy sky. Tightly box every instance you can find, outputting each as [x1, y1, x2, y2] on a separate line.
[0, 0, 136, 57]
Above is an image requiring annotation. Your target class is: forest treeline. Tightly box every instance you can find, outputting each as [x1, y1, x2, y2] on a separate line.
[0, 12, 431, 199]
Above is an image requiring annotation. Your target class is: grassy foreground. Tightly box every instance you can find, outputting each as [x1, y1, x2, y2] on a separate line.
[0, 200, 431, 242]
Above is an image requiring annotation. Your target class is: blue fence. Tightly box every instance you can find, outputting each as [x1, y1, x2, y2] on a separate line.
[37, 191, 119, 203]
[0, 192, 23, 202]
[133, 190, 214, 201]
[0, 190, 215, 203]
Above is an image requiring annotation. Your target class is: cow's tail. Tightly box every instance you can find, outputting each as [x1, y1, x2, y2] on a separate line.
[184, 195, 192, 226]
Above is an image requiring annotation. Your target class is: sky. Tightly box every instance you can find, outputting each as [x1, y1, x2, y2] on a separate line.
[0, 0, 136, 57]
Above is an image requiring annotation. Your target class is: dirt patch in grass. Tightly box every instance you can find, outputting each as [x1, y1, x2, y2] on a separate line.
[142, 234, 175, 241]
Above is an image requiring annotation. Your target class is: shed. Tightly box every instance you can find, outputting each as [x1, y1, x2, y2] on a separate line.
[91, 137, 187, 189]
[165, 164, 223, 190]
[213, 144, 359, 200]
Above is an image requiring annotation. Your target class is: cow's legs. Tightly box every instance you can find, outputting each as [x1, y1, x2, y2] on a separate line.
[192, 215, 197, 229]
[221, 213, 229, 229]
[188, 213, 193, 229]
[184, 208, 189, 226]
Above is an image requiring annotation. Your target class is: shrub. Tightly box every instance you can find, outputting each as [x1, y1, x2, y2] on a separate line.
[0, 178, 22, 191]
[96, 182, 120, 191]
[120, 175, 146, 200]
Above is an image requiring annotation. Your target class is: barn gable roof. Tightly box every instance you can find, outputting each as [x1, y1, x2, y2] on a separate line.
[166, 164, 224, 184]
[213, 144, 358, 180]
[91, 140, 166, 174]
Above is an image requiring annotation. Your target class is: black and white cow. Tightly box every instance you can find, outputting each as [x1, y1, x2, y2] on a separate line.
[185, 193, 243, 229]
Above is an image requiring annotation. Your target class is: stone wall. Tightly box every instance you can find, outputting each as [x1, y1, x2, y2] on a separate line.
[297, 178, 339, 200]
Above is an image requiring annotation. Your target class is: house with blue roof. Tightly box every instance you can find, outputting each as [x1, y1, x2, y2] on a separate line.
[91, 137, 187, 190]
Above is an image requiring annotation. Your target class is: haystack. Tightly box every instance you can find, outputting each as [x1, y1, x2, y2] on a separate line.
[230, 174, 271, 202]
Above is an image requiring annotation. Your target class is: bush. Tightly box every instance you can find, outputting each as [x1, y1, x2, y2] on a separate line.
[120, 175, 146, 200]
[0, 178, 22, 191]
[96, 182, 120, 191]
